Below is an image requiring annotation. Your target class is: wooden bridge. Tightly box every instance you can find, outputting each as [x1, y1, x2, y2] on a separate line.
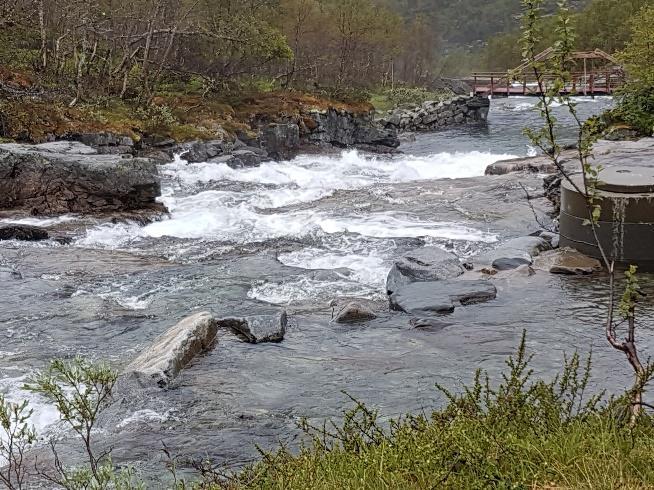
[466, 49, 625, 97]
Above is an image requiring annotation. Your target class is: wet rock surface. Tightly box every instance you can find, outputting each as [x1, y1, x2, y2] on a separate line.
[217, 312, 287, 343]
[534, 247, 603, 275]
[390, 279, 498, 315]
[0, 142, 166, 215]
[475, 236, 552, 269]
[332, 301, 378, 324]
[386, 247, 465, 295]
[0, 224, 49, 241]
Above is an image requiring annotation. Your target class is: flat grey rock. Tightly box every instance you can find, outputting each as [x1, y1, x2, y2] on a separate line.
[390, 279, 497, 315]
[386, 247, 464, 295]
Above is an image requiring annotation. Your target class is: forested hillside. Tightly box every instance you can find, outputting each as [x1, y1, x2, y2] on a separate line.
[384, 0, 581, 46]
[1, 0, 650, 98]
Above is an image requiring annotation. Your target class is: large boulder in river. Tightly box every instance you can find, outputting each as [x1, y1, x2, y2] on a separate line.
[124, 312, 218, 387]
[390, 280, 497, 315]
[386, 247, 465, 295]
[217, 312, 287, 343]
[0, 141, 165, 215]
[0, 224, 49, 241]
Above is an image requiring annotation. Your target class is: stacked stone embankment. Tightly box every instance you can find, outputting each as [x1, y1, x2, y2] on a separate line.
[379, 95, 490, 133]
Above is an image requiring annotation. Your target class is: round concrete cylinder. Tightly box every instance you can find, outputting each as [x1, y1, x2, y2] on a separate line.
[559, 167, 654, 270]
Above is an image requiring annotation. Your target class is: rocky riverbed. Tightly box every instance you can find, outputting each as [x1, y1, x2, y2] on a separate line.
[2, 96, 654, 483]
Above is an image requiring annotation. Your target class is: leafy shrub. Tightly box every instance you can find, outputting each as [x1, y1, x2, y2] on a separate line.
[135, 104, 178, 132]
[385, 86, 453, 108]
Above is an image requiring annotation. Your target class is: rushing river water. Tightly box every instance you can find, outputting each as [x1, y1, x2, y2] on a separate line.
[2, 96, 654, 480]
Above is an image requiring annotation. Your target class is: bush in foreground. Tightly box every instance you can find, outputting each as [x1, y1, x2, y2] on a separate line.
[222, 333, 654, 489]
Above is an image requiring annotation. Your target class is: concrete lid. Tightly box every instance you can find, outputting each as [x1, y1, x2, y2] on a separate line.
[596, 166, 654, 194]
[562, 167, 654, 194]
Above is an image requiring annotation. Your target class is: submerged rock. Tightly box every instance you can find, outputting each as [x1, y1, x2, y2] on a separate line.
[386, 247, 464, 295]
[124, 312, 218, 387]
[0, 265, 22, 280]
[534, 247, 603, 275]
[0, 224, 49, 241]
[332, 302, 377, 324]
[0, 142, 165, 215]
[218, 311, 287, 343]
[409, 317, 454, 331]
[476, 236, 552, 270]
[390, 280, 497, 315]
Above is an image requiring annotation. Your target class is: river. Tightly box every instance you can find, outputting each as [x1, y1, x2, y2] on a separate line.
[2, 95, 653, 481]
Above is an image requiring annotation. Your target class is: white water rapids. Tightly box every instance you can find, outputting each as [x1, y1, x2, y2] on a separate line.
[73, 149, 512, 303]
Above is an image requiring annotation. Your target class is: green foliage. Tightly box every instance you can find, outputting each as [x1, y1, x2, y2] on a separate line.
[228, 333, 654, 489]
[0, 394, 36, 489]
[135, 105, 178, 132]
[619, 265, 640, 319]
[613, 5, 654, 136]
[24, 357, 144, 489]
[384, 87, 452, 107]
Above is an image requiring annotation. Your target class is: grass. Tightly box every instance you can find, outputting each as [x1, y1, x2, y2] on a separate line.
[200, 333, 654, 490]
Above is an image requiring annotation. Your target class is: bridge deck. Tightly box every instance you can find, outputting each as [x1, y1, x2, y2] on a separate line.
[467, 67, 624, 97]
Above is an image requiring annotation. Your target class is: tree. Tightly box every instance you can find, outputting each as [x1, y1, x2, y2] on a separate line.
[520, 0, 653, 425]
[614, 4, 654, 135]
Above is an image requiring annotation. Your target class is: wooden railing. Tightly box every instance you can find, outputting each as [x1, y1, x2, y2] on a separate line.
[465, 70, 625, 96]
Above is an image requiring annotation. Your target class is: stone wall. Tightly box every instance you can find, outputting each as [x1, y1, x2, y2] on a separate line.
[379, 95, 490, 133]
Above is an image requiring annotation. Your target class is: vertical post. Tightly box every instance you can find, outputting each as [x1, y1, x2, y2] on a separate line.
[506, 77, 510, 97]
[473, 74, 477, 95]
[590, 73, 595, 97]
[583, 58, 588, 96]
[607, 70, 611, 94]
[490, 76, 494, 96]
[523, 77, 527, 96]
[391, 61, 395, 91]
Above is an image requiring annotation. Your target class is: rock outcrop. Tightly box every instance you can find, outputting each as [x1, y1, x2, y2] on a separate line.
[262, 123, 301, 160]
[303, 108, 400, 151]
[124, 312, 218, 387]
[390, 280, 497, 315]
[386, 247, 465, 295]
[0, 141, 165, 215]
[380, 96, 489, 133]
